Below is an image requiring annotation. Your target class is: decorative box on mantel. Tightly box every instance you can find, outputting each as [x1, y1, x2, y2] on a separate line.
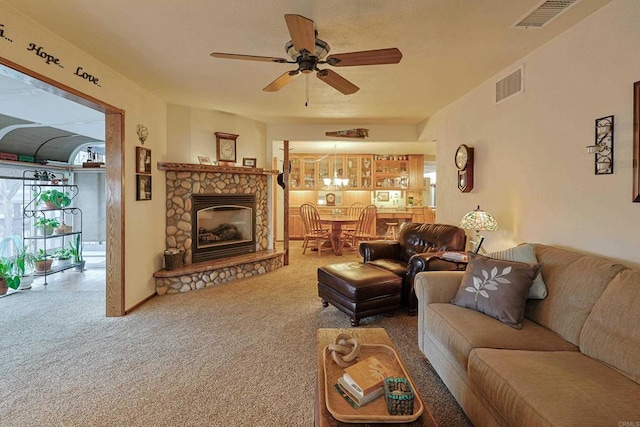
[155, 162, 282, 295]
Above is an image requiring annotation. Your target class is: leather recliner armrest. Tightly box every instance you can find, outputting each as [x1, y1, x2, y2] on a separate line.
[359, 240, 402, 262]
[407, 253, 461, 276]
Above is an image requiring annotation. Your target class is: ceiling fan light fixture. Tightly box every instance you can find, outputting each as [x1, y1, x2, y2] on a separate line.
[285, 38, 330, 60]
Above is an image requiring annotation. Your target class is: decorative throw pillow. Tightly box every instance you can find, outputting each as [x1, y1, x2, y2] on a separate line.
[451, 253, 541, 329]
[487, 243, 548, 299]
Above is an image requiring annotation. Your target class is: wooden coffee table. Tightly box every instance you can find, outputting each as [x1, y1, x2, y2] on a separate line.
[315, 328, 437, 426]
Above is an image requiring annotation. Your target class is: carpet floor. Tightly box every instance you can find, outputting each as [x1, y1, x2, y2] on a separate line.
[0, 242, 471, 426]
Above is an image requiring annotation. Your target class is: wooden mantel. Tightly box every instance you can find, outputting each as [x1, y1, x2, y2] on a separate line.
[157, 162, 278, 176]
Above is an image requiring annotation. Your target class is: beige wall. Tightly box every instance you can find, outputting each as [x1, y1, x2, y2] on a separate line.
[1, 3, 167, 309]
[419, 0, 640, 268]
[168, 105, 267, 167]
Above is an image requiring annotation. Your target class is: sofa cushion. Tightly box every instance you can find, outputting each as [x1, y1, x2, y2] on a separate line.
[426, 303, 578, 375]
[487, 243, 547, 299]
[451, 253, 540, 328]
[468, 349, 640, 426]
[580, 269, 640, 384]
[526, 244, 628, 345]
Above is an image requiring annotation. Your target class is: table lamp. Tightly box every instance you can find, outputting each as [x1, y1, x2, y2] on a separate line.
[459, 205, 498, 253]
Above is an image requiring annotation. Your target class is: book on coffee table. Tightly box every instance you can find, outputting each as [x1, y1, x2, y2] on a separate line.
[343, 355, 399, 396]
[336, 377, 384, 407]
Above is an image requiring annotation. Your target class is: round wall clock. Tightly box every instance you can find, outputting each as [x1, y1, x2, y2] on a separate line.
[454, 144, 474, 193]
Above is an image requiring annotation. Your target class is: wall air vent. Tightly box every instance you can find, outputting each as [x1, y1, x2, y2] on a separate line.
[512, 0, 580, 29]
[496, 68, 523, 104]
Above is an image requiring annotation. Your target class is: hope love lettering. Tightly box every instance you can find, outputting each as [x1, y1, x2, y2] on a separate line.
[27, 42, 101, 86]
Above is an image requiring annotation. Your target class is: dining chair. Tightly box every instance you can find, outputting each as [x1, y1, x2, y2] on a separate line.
[347, 202, 363, 218]
[422, 206, 436, 224]
[342, 204, 377, 250]
[300, 203, 331, 256]
[344, 202, 363, 233]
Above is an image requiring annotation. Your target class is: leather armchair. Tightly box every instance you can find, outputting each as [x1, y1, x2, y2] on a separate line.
[359, 222, 467, 315]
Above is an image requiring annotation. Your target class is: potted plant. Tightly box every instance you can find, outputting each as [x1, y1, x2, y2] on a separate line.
[33, 249, 53, 273]
[54, 246, 73, 268]
[12, 244, 36, 290]
[0, 236, 35, 290]
[0, 257, 21, 296]
[34, 217, 60, 236]
[69, 234, 85, 271]
[38, 189, 71, 209]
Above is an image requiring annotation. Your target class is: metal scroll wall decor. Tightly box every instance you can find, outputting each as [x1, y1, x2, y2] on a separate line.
[595, 116, 613, 175]
[593, 115, 614, 175]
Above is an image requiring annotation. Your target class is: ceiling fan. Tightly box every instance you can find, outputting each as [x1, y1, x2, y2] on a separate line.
[210, 14, 402, 95]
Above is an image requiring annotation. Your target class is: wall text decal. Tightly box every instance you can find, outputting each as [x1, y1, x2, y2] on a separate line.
[74, 66, 101, 86]
[2, 24, 105, 88]
[1, 23, 14, 42]
[27, 42, 63, 67]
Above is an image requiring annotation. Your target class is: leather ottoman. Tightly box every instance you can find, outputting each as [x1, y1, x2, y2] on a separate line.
[317, 262, 402, 326]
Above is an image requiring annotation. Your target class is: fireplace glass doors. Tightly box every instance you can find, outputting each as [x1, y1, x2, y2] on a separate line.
[192, 194, 256, 262]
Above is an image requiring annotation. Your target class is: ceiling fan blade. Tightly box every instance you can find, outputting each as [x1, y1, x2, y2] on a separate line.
[263, 70, 301, 92]
[316, 69, 359, 95]
[210, 52, 287, 63]
[284, 14, 316, 54]
[326, 48, 402, 67]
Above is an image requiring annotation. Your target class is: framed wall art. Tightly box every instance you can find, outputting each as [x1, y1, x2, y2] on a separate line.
[136, 175, 152, 201]
[136, 146, 152, 174]
[633, 81, 640, 202]
[198, 156, 211, 165]
[242, 157, 256, 167]
[214, 132, 238, 165]
[376, 191, 390, 202]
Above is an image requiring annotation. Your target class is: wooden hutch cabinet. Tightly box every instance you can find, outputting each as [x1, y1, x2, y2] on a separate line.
[373, 155, 409, 190]
[288, 153, 425, 239]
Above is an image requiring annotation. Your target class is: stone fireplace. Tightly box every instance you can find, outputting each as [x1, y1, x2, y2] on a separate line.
[155, 163, 283, 294]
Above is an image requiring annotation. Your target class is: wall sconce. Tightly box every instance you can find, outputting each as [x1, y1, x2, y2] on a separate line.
[585, 115, 614, 175]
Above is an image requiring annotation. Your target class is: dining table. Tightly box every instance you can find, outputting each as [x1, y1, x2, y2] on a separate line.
[319, 215, 359, 256]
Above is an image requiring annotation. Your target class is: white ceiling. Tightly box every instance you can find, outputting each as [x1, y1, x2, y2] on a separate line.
[1, 0, 612, 130]
[1, 0, 612, 160]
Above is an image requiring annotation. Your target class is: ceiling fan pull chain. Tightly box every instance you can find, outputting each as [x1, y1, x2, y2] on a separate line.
[305, 74, 310, 107]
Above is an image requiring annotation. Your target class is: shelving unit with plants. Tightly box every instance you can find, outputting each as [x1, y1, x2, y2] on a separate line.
[22, 169, 84, 286]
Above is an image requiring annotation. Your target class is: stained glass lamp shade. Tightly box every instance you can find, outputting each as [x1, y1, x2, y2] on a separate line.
[459, 205, 498, 253]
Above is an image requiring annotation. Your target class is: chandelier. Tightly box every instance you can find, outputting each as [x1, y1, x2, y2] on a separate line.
[322, 147, 349, 190]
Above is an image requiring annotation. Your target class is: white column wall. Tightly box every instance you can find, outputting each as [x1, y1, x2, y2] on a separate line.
[420, 0, 640, 268]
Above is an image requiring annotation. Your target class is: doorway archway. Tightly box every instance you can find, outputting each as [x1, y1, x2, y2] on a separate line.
[0, 57, 125, 316]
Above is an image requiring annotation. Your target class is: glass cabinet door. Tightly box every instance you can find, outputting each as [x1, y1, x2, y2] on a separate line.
[290, 156, 302, 189]
[302, 157, 316, 188]
[346, 156, 359, 189]
[333, 156, 346, 181]
[360, 156, 373, 189]
[317, 156, 330, 187]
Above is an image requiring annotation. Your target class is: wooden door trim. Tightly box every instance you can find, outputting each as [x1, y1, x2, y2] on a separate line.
[1, 56, 126, 317]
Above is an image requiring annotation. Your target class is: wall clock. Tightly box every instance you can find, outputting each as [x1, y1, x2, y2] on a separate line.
[215, 132, 238, 166]
[455, 144, 474, 193]
[325, 193, 336, 206]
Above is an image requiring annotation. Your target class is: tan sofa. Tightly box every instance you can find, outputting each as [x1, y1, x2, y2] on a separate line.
[415, 244, 640, 426]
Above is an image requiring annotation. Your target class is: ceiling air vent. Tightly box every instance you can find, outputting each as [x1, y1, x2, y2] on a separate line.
[512, 0, 580, 29]
[496, 68, 523, 104]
